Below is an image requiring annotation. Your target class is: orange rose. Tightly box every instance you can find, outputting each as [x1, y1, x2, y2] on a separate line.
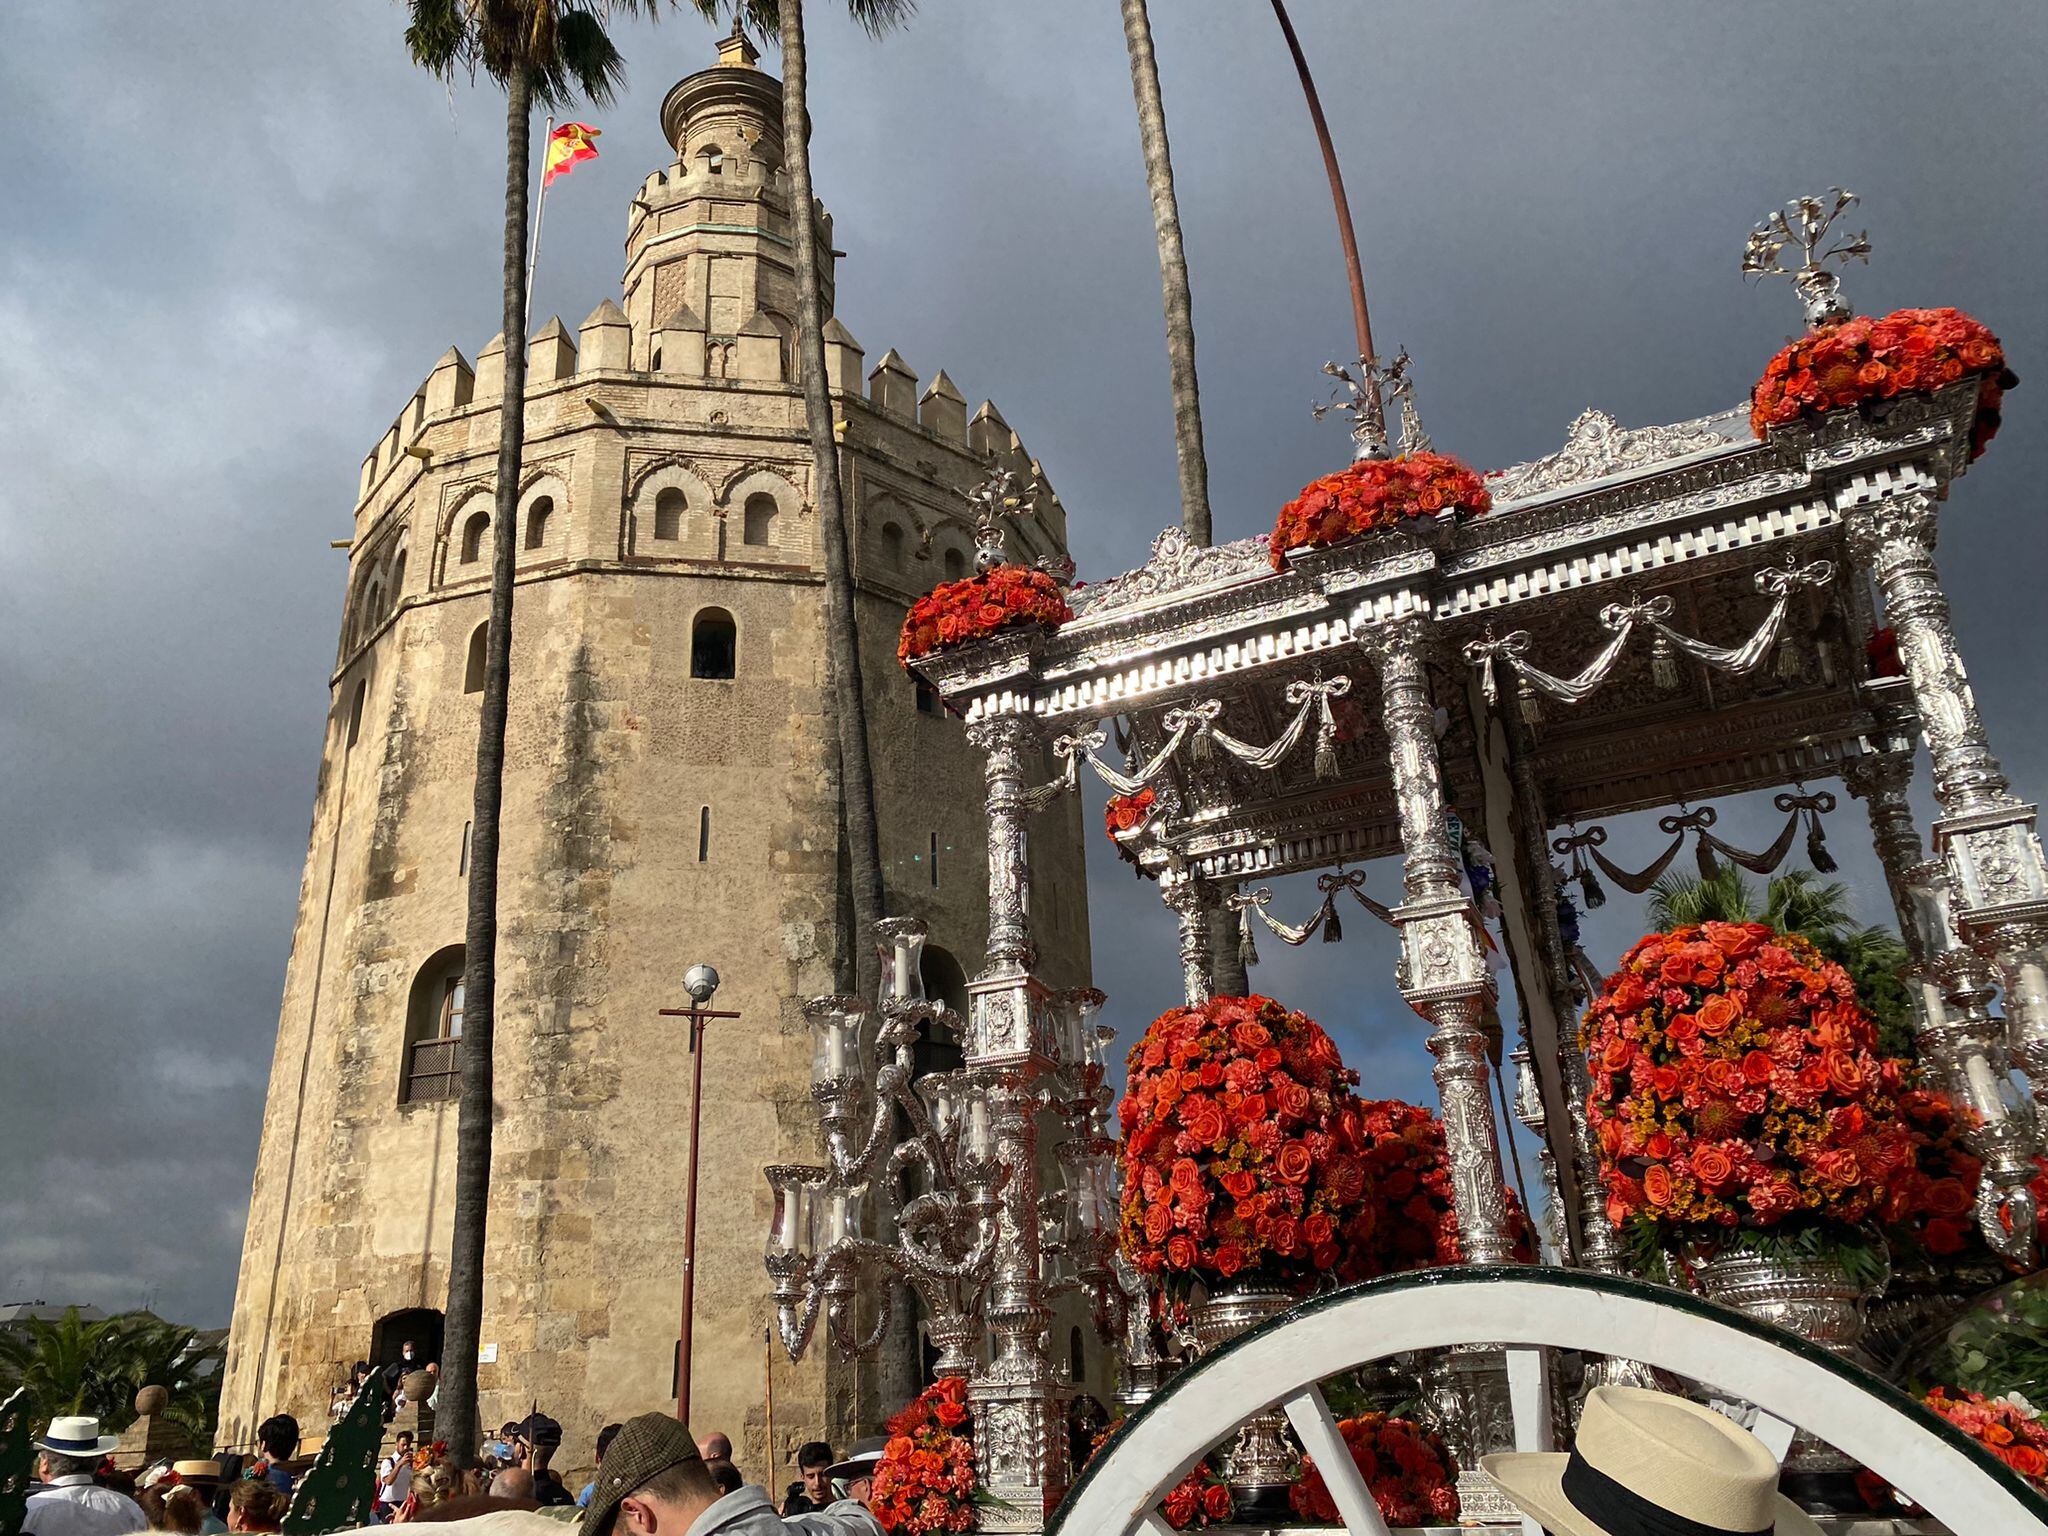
[1698, 996, 1742, 1037]
[1692, 1147, 1735, 1187]
[1643, 1165, 1675, 1207]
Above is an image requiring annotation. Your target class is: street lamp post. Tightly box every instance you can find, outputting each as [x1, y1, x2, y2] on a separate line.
[660, 961, 741, 1425]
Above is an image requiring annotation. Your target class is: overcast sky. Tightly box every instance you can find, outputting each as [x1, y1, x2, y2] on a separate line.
[4, 1, 2046, 1327]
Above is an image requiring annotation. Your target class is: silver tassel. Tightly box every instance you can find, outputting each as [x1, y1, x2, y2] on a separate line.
[1806, 812, 1838, 873]
[1322, 896, 1342, 944]
[1517, 677, 1542, 725]
[1238, 912, 1259, 969]
[1579, 863, 1606, 910]
[1190, 728, 1212, 765]
[1314, 720, 1338, 781]
[1651, 632, 1680, 691]
[1775, 634, 1804, 682]
[1695, 835, 1719, 879]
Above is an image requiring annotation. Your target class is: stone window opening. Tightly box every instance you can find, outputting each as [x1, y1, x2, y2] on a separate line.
[459, 820, 471, 875]
[690, 607, 737, 680]
[524, 494, 553, 550]
[929, 831, 940, 888]
[460, 509, 490, 564]
[699, 144, 724, 175]
[402, 946, 466, 1105]
[464, 622, 488, 694]
[942, 547, 966, 581]
[881, 522, 905, 568]
[370, 1309, 444, 1380]
[741, 492, 777, 548]
[391, 547, 407, 601]
[915, 679, 939, 716]
[346, 678, 367, 748]
[698, 806, 711, 863]
[654, 487, 685, 542]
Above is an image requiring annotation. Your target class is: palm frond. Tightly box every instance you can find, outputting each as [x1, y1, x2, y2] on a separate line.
[538, 9, 629, 108]
[843, 0, 916, 37]
[405, 0, 476, 77]
[1647, 866, 1759, 930]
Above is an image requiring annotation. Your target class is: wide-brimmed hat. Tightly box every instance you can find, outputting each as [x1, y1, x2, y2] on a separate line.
[1482, 1386, 1823, 1536]
[826, 1437, 888, 1482]
[172, 1460, 224, 1485]
[579, 1413, 704, 1536]
[35, 1416, 120, 1457]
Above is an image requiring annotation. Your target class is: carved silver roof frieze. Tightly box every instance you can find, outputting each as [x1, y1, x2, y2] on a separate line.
[1065, 526, 1271, 622]
[1486, 407, 1748, 508]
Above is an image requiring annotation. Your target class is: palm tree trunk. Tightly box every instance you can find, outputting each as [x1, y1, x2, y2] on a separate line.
[440, 56, 533, 1470]
[1119, 0, 1211, 547]
[779, 0, 887, 1003]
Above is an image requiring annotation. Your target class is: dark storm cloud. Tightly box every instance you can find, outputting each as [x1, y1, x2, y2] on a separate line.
[4, 0, 2045, 1323]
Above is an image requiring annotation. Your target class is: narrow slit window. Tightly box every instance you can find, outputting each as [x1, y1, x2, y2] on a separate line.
[346, 679, 366, 747]
[459, 821, 472, 875]
[698, 806, 711, 863]
[930, 831, 939, 888]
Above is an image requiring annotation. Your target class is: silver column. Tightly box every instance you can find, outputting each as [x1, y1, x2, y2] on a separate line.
[1849, 492, 2048, 1116]
[1362, 615, 1518, 1265]
[1162, 873, 1216, 1008]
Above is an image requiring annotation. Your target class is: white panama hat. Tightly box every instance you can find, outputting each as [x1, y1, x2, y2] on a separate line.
[1482, 1386, 1823, 1536]
[35, 1416, 121, 1457]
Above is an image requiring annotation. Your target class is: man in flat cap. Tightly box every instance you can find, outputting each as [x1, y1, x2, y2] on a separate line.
[581, 1415, 881, 1536]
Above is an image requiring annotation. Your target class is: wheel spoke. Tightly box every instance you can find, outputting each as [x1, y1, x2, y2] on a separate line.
[1137, 1514, 1177, 1536]
[1283, 1384, 1392, 1536]
[1749, 1410, 1796, 1462]
[1506, 1345, 1554, 1452]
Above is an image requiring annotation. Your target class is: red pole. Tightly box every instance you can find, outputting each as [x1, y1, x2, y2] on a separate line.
[677, 1010, 707, 1425]
[1269, 0, 1376, 367]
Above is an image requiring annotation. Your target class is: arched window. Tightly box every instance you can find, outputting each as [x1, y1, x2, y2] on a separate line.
[524, 494, 553, 550]
[942, 547, 967, 580]
[915, 679, 939, 716]
[881, 522, 906, 567]
[390, 549, 407, 605]
[460, 509, 490, 564]
[742, 492, 778, 547]
[346, 678, 367, 748]
[402, 946, 465, 1104]
[690, 608, 737, 679]
[699, 144, 724, 175]
[365, 581, 383, 628]
[651, 345, 663, 372]
[654, 487, 685, 542]
[464, 622, 488, 694]
[370, 1309, 445, 1380]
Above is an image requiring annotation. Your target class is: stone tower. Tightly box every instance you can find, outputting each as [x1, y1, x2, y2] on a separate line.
[220, 33, 1094, 1471]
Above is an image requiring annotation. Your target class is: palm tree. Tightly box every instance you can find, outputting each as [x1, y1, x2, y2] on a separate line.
[0, 1311, 221, 1436]
[1648, 866, 1915, 1057]
[699, 0, 910, 1006]
[404, 0, 672, 1464]
[1117, 0, 1211, 547]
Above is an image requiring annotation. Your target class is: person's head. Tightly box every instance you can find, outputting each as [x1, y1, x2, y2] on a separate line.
[521, 1414, 563, 1470]
[353, 1361, 373, 1384]
[594, 1423, 622, 1465]
[796, 1440, 833, 1503]
[705, 1461, 742, 1497]
[394, 1432, 415, 1455]
[255, 1415, 299, 1463]
[226, 1481, 286, 1533]
[826, 1439, 887, 1507]
[36, 1451, 93, 1483]
[579, 1414, 719, 1536]
[159, 1487, 209, 1535]
[409, 1464, 459, 1515]
[488, 1469, 535, 1502]
[694, 1432, 731, 1464]
[400, 1341, 416, 1360]
[781, 1482, 807, 1514]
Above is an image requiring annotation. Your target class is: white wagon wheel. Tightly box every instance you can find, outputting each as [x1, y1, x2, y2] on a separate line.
[1056, 1267, 2048, 1536]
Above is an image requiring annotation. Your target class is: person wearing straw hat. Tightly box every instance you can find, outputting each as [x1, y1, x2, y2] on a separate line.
[22, 1417, 146, 1536]
[578, 1413, 881, 1536]
[1482, 1386, 1824, 1536]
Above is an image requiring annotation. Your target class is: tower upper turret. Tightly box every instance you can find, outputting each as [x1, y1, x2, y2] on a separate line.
[624, 25, 834, 374]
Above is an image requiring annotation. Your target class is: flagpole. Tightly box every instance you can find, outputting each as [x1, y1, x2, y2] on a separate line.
[525, 114, 554, 332]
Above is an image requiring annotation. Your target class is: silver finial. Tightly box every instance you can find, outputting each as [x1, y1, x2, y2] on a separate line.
[1385, 350, 1432, 456]
[1313, 349, 1433, 461]
[966, 458, 1031, 573]
[1742, 189, 1870, 329]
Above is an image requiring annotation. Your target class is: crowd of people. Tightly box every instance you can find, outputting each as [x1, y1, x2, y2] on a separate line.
[20, 1398, 889, 1536]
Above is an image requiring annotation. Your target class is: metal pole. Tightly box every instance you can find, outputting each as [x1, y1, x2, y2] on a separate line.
[524, 116, 554, 337]
[762, 1327, 775, 1477]
[678, 1009, 706, 1424]
[1268, 1, 1375, 367]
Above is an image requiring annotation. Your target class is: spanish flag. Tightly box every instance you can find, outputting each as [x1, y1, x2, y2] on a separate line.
[543, 122, 600, 187]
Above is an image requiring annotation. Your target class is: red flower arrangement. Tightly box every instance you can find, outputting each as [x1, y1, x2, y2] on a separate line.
[897, 565, 1071, 666]
[1885, 1085, 2048, 1263]
[1581, 922, 1914, 1236]
[870, 1377, 977, 1534]
[1922, 1386, 2048, 1489]
[1352, 1098, 1537, 1274]
[1268, 453, 1492, 570]
[1088, 1423, 1230, 1529]
[1117, 994, 1372, 1291]
[1104, 788, 1156, 841]
[1287, 1412, 1461, 1527]
[1751, 306, 2017, 460]
[1866, 625, 1905, 680]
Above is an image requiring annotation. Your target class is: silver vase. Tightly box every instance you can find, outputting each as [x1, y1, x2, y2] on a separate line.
[1187, 1283, 1297, 1516]
[1697, 1247, 1884, 1498]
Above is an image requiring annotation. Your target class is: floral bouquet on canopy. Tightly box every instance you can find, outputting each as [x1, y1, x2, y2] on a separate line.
[1921, 1387, 2048, 1492]
[1351, 1097, 1536, 1275]
[869, 1377, 978, 1534]
[1116, 994, 1373, 1295]
[897, 565, 1071, 666]
[1751, 306, 2017, 460]
[1884, 1084, 2048, 1268]
[1580, 920, 1913, 1273]
[1268, 453, 1491, 569]
[1287, 1411, 1461, 1527]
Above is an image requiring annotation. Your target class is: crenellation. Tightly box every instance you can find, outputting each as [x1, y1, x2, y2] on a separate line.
[918, 369, 967, 445]
[473, 332, 507, 401]
[424, 347, 474, 417]
[967, 399, 1008, 460]
[735, 309, 785, 381]
[868, 347, 918, 416]
[529, 316, 578, 382]
[578, 301, 631, 373]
